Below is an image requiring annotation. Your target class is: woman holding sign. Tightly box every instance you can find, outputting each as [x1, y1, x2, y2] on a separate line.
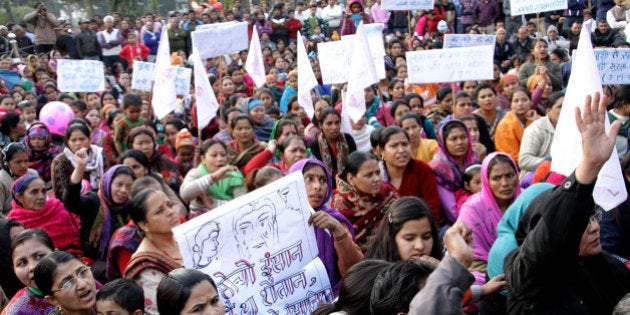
[288, 158, 363, 293]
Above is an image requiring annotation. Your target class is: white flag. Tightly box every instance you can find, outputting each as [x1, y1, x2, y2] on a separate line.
[340, 90, 353, 135]
[550, 25, 627, 210]
[297, 31, 318, 120]
[345, 25, 379, 124]
[151, 27, 177, 119]
[245, 28, 266, 88]
[192, 49, 220, 130]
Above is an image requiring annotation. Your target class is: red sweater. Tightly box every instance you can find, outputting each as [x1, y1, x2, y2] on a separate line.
[119, 43, 150, 67]
[397, 159, 441, 222]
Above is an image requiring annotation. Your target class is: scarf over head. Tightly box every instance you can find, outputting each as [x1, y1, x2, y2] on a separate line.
[25, 122, 61, 182]
[429, 120, 478, 192]
[287, 158, 355, 291]
[63, 144, 104, 190]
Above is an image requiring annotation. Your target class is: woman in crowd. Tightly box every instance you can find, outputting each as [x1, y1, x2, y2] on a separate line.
[305, 98, 329, 145]
[102, 109, 124, 166]
[158, 119, 186, 161]
[310, 108, 357, 181]
[2, 229, 56, 314]
[405, 92, 436, 139]
[377, 78, 406, 126]
[495, 74, 520, 111]
[378, 126, 441, 222]
[124, 189, 183, 315]
[518, 39, 562, 91]
[332, 151, 399, 247]
[429, 120, 478, 226]
[399, 112, 438, 162]
[0, 112, 27, 149]
[34, 251, 97, 315]
[473, 84, 505, 140]
[287, 158, 363, 292]
[8, 174, 84, 257]
[0, 219, 24, 302]
[519, 91, 564, 173]
[0, 142, 38, 215]
[244, 119, 300, 171]
[126, 126, 181, 191]
[247, 98, 275, 142]
[245, 135, 307, 174]
[527, 74, 555, 114]
[24, 122, 61, 187]
[157, 268, 224, 315]
[52, 120, 106, 199]
[226, 114, 266, 170]
[180, 139, 245, 218]
[458, 152, 521, 286]
[495, 87, 539, 164]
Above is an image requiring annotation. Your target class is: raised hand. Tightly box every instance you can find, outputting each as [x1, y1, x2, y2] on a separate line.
[73, 148, 90, 169]
[444, 221, 473, 268]
[309, 211, 346, 239]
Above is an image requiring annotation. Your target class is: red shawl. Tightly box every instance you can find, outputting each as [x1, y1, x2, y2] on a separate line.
[8, 198, 82, 256]
[124, 251, 182, 280]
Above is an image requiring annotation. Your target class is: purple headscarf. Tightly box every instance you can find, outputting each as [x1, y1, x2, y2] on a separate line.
[429, 119, 478, 192]
[11, 174, 40, 207]
[287, 158, 355, 292]
[95, 165, 133, 259]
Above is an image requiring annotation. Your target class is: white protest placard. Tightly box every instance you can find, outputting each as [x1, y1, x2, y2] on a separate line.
[173, 172, 333, 314]
[57, 59, 105, 92]
[152, 27, 176, 119]
[593, 48, 630, 84]
[381, 0, 432, 11]
[361, 23, 386, 79]
[511, 0, 567, 16]
[346, 25, 379, 123]
[443, 34, 496, 49]
[317, 40, 353, 84]
[131, 61, 192, 95]
[406, 45, 494, 83]
[192, 21, 248, 59]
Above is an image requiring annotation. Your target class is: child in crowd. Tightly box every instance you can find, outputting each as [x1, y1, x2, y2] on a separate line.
[95, 278, 145, 315]
[0, 95, 16, 115]
[175, 128, 196, 177]
[114, 93, 146, 154]
[310, 25, 326, 42]
[118, 33, 150, 68]
[18, 100, 36, 129]
[69, 100, 88, 119]
[455, 163, 482, 214]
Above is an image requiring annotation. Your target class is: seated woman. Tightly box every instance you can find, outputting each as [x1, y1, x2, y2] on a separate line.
[309, 108, 357, 182]
[245, 135, 308, 175]
[332, 151, 399, 247]
[8, 174, 83, 257]
[473, 84, 506, 140]
[399, 113, 438, 163]
[157, 268, 224, 314]
[244, 119, 300, 173]
[429, 120, 478, 226]
[2, 229, 55, 315]
[180, 139, 246, 218]
[495, 87, 540, 163]
[24, 122, 61, 187]
[247, 98, 275, 142]
[287, 158, 363, 292]
[34, 251, 98, 315]
[0, 143, 38, 216]
[124, 189, 184, 315]
[226, 114, 267, 170]
[126, 126, 181, 192]
[518, 39, 562, 91]
[458, 152, 521, 286]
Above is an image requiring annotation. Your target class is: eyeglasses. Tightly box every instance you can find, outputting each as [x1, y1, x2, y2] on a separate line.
[51, 266, 92, 294]
[589, 211, 602, 225]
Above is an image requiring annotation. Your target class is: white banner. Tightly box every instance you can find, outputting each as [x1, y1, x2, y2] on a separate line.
[510, 0, 567, 16]
[381, 0, 433, 11]
[131, 61, 192, 96]
[245, 27, 267, 88]
[192, 22, 248, 59]
[151, 27, 176, 119]
[593, 48, 630, 84]
[192, 48, 220, 130]
[443, 34, 496, 49]
[172, 172, 333, 314]
[406, 45, 494, 83]
[57, 59, 105, 92]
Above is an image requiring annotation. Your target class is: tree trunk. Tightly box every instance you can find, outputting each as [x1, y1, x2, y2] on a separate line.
[4, 0, 15, 23]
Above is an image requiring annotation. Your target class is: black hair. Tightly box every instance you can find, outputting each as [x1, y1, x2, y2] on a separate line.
[365, 197, 443, 261]
[454, 91, 472, 103]
[550, 48, 567, 61]
[118, 149, 150, 170]
[318, 107, 341, 128]
[126, 127, 156, 151]
[129, 189, 154, 227]
[250, 166, 285, 191]
[278, 135, 306, 155]
[0, 112, 21, 135]
[487, 153, 516, 175]
[222, 107, 244, 123]
[338, 151, 378, 182]
[313, 260, 392, 315]
[34, 251, 82, 296]
[474, 83, 496, 100]
[107, 109, 123, 128]
[370, 260, 436, 314]
[130, 176, 161, 198]
[10, 229, 54, 264]
[164, 118, 185, 131]
[370, 127, 383, 151]
[436, 86, 453, 102]
[615, 85, 630, 109]
[460, 80, 478, 91]
[509, 87, 532, 103]
[398, 112, 422, 127]
[64, 119, 91, 146]
[274, 120, 298, 141]
[122, 93, 142, 109]
[230, 114, 254, 129]
[546, 91, 565, 109]
[157, 268, 219, 315]
[388, 78, 404, 91]
[0, 95, 13, 105]
[70, 100, 87, 112]
[390, 100, 410, 119]
[265, 105, 281, 117]
[404, 93, 424, 109]
[287, 95, 299, 111]
[462, 163, 481, 184]
[1, 142, 27, 170]
[378, 126, 410, 149]
[96, 278, 144, 313]
[200, 139, 227, 156]
[57, 93, 74, 102]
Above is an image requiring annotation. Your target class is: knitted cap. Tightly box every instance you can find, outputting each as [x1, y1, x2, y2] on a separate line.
[175, 128, 195, 150]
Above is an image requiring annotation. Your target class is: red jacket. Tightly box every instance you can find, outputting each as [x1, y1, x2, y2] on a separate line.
[119, 43, 150, 67]
[287, 18, 302, 39]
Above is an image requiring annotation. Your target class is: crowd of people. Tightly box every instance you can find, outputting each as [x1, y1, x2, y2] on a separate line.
[0, 0, 629, 314]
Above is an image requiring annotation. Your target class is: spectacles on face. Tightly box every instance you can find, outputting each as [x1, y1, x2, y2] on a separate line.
[51, 266, 92, 294]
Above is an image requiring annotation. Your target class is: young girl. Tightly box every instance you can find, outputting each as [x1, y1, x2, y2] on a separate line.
[455, 163, 481, 214]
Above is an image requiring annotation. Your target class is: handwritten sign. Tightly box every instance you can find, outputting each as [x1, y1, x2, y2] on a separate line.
[57, 59, 105, 92]
[317, 40, 353, 84]
[406, 45, 494, 83]
[173, 172, 333, 314]
[192, 22, 248, 59]
[443, 34, 496, 49]
[511, 0, 567, 16]
[131, 61, 192, 95]
[381, 0, 432, 11]
[593, 48, 630, 84]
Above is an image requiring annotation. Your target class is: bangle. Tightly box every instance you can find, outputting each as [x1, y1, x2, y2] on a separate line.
[334, 231, 348, 242]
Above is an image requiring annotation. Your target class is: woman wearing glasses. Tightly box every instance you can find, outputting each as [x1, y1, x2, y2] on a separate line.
[34, 251, 97, 315]
[0, 142, 38, 215]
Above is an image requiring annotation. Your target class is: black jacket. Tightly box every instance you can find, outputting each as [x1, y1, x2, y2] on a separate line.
[505, 173, 630, 314]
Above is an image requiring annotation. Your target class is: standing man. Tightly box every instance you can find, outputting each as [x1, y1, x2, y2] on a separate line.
[142, 20, 160, 62]
[322, 0, 343, 36]
[23, 2, 58, 53]
[97, 15, 125, 69]
[75, 18, 101, 60]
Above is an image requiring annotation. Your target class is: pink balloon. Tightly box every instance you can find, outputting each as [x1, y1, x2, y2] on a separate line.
[39, 101, 75, 136]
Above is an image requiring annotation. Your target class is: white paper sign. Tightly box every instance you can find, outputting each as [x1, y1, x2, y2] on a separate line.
[381, 0, 433, 11]
[406, 45, 494, 83]
[57, 59, 105, 92]
[192, 22, 248, 59]
[510, 0, 567, 16]
[443, 34, 496, 49]
[132, 61, 192, 95]
[593, 48, 630, 84]
[173, 172, 333, 314]
[317, 40, 353, 84]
